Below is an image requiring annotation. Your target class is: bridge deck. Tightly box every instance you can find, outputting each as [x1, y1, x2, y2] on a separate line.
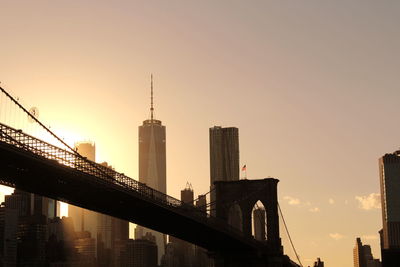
[0, 122, 263, 253]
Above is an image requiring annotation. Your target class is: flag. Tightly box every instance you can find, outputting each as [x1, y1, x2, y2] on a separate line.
[241, 164, 246, 171]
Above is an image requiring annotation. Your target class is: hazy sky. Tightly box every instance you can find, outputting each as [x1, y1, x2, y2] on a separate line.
[1, 1, 400, 266]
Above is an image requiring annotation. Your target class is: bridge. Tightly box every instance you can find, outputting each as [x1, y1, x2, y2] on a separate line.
[0, 87, 301, 267]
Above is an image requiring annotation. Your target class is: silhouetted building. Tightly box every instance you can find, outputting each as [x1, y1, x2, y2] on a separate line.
[69, 142, 97, 235]
[253, 207, 266, 241]
[168, 184, 196, 267]
[74, 230, 96, 266]
[16, 214, 47, 266]
[193, 196, 210, 267]
[354, 237, 381, 267]
[69, 143, 129, 266]
[0, 203, 4, 265]
[209, 126, 239, 218]
[136, 76, 166, 262]
[209, 126, 239, 183]
[46, 216, 76, 265]
[379, 151, 400, 266]
[4, 190, 32, 266]
[126, 238, 158, 267]
[313, 258, 324, 267]
[195, 195, 207, 214]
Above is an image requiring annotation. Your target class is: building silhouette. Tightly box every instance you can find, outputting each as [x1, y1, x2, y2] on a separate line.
[69, 142, 98, 236]
[209, 126, 239, 219]
[312, 258, 324, 267]
[69, 142, 129, 266]
[353, 237, 381, 267]
[379, 151, 400, 266]
[167, 184, 196, 267]
[125, 234, 158, 267]
[135, 76, 167, 262]
[209, 126, 239, 183]
[253, 207, 266, 241]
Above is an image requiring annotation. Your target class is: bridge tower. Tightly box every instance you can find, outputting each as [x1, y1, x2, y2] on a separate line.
[213, 178, 286, 267]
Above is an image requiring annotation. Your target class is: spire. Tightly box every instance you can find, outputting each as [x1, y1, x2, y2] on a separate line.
[150, 74, 154, 121]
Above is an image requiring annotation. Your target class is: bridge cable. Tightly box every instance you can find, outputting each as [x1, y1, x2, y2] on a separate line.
[0, 86, 118, 182]
[192, 187, 215, 203]
[0, 86, 77, 154]
[278, 202, 303, 267]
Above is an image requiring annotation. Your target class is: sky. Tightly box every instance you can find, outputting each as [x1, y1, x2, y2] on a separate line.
[1, 1, 400, 266]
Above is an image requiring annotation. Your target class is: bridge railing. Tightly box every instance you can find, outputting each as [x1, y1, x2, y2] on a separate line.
[0, 122, 248, 241]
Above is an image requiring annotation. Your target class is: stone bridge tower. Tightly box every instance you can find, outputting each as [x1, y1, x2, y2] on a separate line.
[213, 178, 291, 267]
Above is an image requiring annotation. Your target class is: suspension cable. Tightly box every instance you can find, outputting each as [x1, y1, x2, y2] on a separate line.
[278, 203, 303, 267]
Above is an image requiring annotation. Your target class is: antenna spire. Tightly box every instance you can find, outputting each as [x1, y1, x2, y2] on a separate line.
[150, 74, 154, 121]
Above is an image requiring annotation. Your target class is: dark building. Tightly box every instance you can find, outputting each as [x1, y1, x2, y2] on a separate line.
[168, 184, 196, 267]
[69, 142, 98, 240]
[3, 190, 54, 266]
[313, 258, 324, 267]
[209, 126, 239, 183]
[136, 76, 166, 261]
[353, 237, 381, 267]
[16, 214, 47, 266]
[126, 238, 158, 267]
[209, 126, 239, 218]
[0, 203, 4, 265]
[69, 143, 129, 266]
[195, 195, 207, 214]
[193, 196, 210, 267]
[253, 207, 266, 241]
[379, 151, 400, 266]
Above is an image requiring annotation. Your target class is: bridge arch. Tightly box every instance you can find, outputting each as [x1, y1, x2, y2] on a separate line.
[214, 178, 281, 252]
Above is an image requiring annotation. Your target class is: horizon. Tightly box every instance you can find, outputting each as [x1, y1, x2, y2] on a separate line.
[1, 1, 399, 266]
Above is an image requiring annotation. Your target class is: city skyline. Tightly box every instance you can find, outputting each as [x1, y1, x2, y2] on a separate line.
[1, 1, 399, 266]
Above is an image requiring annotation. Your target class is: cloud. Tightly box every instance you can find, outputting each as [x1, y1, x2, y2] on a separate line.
[309, 207, 320, 213]
[355, 193, 381, 210]
[362, 235, 379, 240]
[329, 233, 345, 240]
[329, 198, 335, 205]
[284, 196, 300, 206]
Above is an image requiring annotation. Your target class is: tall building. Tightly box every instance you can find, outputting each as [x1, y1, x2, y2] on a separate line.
[209, 126, 239, 218]
[69, 143, 129, 266]
[379, 151, 400, 266]
[69, 142, 98, 240]
[3, 190, 53, 266]
[354, 237, 381, 267]
[253, 207, 266, 241]
[168, 184, 195, 267]
[136, 76, 167, 262]
[379, 151, 400, 249]
[209, 126, 239, 183]
[125, 235, 158, 267]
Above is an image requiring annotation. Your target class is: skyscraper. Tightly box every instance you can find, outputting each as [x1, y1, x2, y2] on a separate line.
[69, 142, 129, 266]
[353, 237, 381, 267]
[135, 75, 166, 262]
[379, 151, 400, 248]
[69, 142, 98, 237]
[379, 151, 400, 265]
[253, 207, 266, 241]
[209, 126, 239, 184]
[209, 126, 239, 217]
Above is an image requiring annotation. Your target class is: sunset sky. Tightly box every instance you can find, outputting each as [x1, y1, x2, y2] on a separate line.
[1, 1, 400, 266]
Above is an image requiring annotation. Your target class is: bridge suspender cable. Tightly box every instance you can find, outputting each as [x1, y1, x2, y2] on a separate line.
[0, 86, 116, 181]
[278, 203, 303, 267]
[0, 86, 77, 155]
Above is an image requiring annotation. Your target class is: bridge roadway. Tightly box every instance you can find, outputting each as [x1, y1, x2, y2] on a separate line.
[0, 122, 264, 255]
